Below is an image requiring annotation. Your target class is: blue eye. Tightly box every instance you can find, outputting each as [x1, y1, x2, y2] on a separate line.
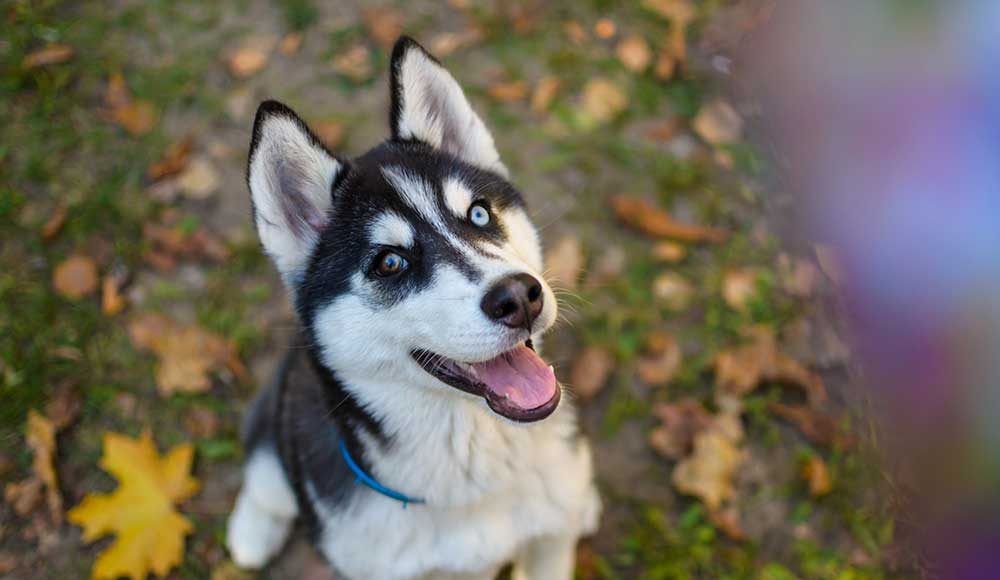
[374, 251, 408, 277]
[469, 203, 490, 227]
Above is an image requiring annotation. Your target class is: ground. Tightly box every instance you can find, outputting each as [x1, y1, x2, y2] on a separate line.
[0, 1, 912, 579]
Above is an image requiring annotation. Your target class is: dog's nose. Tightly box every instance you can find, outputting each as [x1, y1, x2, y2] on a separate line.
[481, 273, 544, 330]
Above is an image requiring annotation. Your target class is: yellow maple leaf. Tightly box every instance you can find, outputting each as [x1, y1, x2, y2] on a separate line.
[68, 431, 199, 580]
[26, 410, 62, 521]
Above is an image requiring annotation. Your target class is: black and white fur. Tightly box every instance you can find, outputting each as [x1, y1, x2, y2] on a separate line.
[226, 37, 600, 580]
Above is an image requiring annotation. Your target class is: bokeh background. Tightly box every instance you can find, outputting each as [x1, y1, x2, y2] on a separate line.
[2, 0, 993, 578]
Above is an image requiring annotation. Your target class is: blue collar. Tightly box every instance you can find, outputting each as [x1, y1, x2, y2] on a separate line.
[338, 438, 426, 508]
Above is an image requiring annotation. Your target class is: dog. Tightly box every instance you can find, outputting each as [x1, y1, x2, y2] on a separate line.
[226, 36, 600, 580]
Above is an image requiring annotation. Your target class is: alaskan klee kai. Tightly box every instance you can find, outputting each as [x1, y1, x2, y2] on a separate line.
[226, 36, 600, 580]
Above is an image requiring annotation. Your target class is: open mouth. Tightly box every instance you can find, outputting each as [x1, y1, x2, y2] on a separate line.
[410, 339, 560, 422]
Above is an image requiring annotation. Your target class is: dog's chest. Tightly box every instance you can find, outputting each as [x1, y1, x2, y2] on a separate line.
[309, 402, 597, 580]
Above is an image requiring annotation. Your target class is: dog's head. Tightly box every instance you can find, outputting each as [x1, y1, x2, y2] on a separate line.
[247, 37, 560, 422]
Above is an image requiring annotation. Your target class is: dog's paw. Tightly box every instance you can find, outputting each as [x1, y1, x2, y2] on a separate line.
[226, 491, 293, 569]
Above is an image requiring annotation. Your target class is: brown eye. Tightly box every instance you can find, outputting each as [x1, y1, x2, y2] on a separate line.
[374, 251, 408, 277]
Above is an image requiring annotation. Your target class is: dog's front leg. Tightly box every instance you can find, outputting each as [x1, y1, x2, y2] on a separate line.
[511, 534, 578, 580]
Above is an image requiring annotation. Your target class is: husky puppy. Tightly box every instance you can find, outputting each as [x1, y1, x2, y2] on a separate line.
[226, 37, 600, 580]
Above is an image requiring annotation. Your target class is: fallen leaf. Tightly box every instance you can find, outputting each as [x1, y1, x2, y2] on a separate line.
[564, 21, 589, 45]
[579, 78, 629, 129]
[645, 118, 680, 143]
[22, 44, 74, 69]
[312, 120, 345, 150]
[53, 254, 99, 299]
[672, 427, 743, 511]
[692, 99, 743, 145]
[642, 0, 695, 63]
[104, 72, 131, 110]
[4, 478, 43, 517]
[278, 32, 303, 56]
[801, 455, 833, 497]
[184, 406, 219, 439]
[45, 382, 82, 431]
[648, 398, 712, 459]
[652, 272, 694, 311]
[226, 45, 270, 78]
[102, 273, 127, 316]
[570, 346, 615, 401]
[488, 80, 528, 103]
[714, 326, 827, 405]
[531, 76, 561, 114]
[333, 44, 374, 82]
[128, 312, 246, 395]
[722, 268, 758, 311]
[654, 45, 677, 80]
[25, 411, 61, 522]
[636, 332, 682, 386]
[709, 506, 747, 541]
[363, 7, 404, 48]
[68, 431, 199, 580]
[544, 235, 584, 291]
[113, 100, 158, 137]
[148, 136, 194, 181]
[651, 241, 686, 263]
[143, 216, 230, 268]
[594, 18, 616, 39]
[770, 403, 852, 448]
[40, 204, 69, 240]
[609, 194, 728, 243]
[429, 29, 482, 58]
[616, 35, 652, 73]
[176, 157, 220, 200]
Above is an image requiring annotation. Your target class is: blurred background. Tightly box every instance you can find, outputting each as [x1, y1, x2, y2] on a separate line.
[1, 0, 993, 578]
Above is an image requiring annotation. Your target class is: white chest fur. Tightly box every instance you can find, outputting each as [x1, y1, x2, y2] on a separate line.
[309, 394, 600, 580]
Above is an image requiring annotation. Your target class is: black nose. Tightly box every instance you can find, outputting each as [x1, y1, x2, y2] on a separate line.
[480, 273, 544, 330]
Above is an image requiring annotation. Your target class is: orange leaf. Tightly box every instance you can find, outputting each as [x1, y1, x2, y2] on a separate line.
[487, 80, 528, 103]
[609, 194, 728, 243]
[22, 44, 74, 69]
[714, 326, 828, 404]
[52, 254, 99, 299]
[616, 34, 652, 73]
[569, 346, 615, 401]
[148, 136, 194, 181]
[113, 100, 158, 136]
[40, 204, 69, 240]
[363, 7, 404, 48]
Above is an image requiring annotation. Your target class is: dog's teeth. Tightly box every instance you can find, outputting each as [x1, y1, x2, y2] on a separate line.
[549, 365, 554, 373]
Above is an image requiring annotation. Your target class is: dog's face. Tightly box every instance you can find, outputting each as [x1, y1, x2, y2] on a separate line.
[247, 38, 560, 422]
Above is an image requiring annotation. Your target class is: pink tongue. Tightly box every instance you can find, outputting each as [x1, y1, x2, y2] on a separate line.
[472, 345, 557, 411]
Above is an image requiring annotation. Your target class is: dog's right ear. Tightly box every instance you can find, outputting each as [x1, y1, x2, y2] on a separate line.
[248, 100, 345, 288]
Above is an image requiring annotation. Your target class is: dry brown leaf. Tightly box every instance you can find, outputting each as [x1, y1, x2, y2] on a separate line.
[143, 217, 229, 268]
[708, 507, 747, 541]
[543, 235, 584, 291]
[113, 100, 158, 136]
[226, 46, 269, 78]
[579, 78, 628, 129]
[609, 194, 728, 243]
[22, 43, 74, 69]
[569, 346, 615, 401]
[645, 118, 680, 143]
[102, 273, 127, 316]
[770, 403, 852, 448]
[27, 411, 61, 523]
[53, 254, 99, 299]
[654, 46, 677, 80]
[278, 32, 303, 56]
[312, 120, 345, 150]
[184, 406, 219, 439]
[648, 398, 712, 460]
[651, 241, 686, 263]
[714, 326, 828, 404]
[487, 80, 528, 103]
[672, 427, 743, 511]
[333, 45, 374, 82]
[722, 268, 758, 311]
[652, 272, 693, 311]
[40, 204, 68, 240]
[692, 99, 743, 145]
[643, 0, 695, 63]
[45, 382, 82, 431]
[564, 21, 589, 45]
[594, 18, 616, 39]
[148, 136, 194, 181]
[531, 76, 561, 114]
[128, 312, 246, 396]
[636, 332, 682, 386]
[363, 7, 404, 48]
[176, 157, 220, 200]
[616, 35, 652, 73]
[104, 72, 131, 110]
[801, 455, 833, 497]
[429, 29, 482, 58]
[4, 478, 43, 517]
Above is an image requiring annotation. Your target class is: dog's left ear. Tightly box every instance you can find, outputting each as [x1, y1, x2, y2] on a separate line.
[389, 36, 507, 177]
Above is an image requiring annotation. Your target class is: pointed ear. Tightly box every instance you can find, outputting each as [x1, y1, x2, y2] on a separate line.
[247, 100, 345, 287]
[389, 36, 507, 176]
